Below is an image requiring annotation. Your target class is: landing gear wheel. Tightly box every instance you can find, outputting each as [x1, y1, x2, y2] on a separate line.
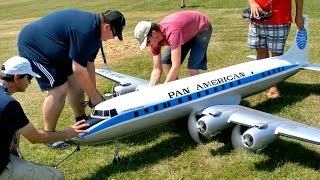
[112, 140, 121, 164]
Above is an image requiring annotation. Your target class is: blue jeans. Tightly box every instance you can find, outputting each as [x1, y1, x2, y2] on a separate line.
[161, 24, 212, 70]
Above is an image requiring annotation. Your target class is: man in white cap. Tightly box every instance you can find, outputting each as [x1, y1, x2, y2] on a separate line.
[0, 56, 89, 179]
[134, 11, 212, 86]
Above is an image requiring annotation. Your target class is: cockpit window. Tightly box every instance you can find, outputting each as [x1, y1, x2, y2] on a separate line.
[93, 110, 103, 117]
[92, 108, 118, 118]
[103, 110, 109, 117]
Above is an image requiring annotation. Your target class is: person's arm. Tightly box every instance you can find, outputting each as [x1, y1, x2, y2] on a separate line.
[295, 0, 304, 30]
[18, 120, 89, 144]
[87, 61, 96, 87]
[247, 0, 262, 17]
[149, 54, 162, 86]
[72, 61, 102, 107]
[164, 46, 181, 83]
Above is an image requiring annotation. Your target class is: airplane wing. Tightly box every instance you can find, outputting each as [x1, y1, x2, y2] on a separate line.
[302, 64, 320, 71]
[95, 68, 149, 86]
[95, 68, 149, 96]
[196, 105, 320, 150]
[225, 105, 320, 145]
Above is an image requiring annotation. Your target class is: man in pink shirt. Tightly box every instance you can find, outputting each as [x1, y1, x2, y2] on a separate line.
[134, 11, 212, 86]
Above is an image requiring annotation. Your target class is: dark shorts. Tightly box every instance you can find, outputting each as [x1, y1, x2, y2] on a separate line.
[161, 24, 212, 70]
[18, 47, 73, 91]
[29, 60, 73, 91]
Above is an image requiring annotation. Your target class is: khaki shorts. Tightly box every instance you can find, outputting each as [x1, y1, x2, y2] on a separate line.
[0, 154, 63, 180]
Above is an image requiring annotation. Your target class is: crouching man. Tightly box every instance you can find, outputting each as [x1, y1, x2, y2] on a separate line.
[0, 56, 89, 180]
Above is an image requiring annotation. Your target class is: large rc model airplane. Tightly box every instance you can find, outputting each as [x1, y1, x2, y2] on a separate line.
[72, 16, 320, 162]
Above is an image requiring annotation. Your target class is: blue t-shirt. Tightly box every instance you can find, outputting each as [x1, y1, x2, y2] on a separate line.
[0, 83, 29, 174]
[17, 9, 101, 67]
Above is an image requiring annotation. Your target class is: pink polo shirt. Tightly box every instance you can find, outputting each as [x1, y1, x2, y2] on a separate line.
[151, 11, 210, 56]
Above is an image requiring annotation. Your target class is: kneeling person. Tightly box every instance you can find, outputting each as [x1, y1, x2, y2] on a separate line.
[0, 56, 88, 180]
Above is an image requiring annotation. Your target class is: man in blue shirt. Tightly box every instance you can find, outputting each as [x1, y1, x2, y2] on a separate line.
[17, 9, 126, 149]
[0, 56, 88, 179]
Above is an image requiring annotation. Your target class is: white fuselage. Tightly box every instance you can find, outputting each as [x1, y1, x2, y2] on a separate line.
[72, 58, 300, 144]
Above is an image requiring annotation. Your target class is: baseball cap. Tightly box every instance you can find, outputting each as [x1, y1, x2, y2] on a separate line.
[134, 21, 152, 50]
[1, 56, 40, 78]
[105, 10, 126, 41]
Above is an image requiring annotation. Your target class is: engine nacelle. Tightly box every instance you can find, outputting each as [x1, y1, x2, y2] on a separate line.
[113, 83, 137, 96]
[197, 108, 234, 136]
[242, 126, 278, 150]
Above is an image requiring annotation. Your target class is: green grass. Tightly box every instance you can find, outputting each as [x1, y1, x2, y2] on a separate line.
[1, 0, 320, 179]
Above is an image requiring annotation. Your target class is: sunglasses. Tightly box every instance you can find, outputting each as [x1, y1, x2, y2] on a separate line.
[24, 74, 33, 81]
[18, 74, 33, 81]
[28, 75, 33, 81]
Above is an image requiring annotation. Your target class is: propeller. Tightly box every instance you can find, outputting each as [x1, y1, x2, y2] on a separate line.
[188, 111, 203, 144]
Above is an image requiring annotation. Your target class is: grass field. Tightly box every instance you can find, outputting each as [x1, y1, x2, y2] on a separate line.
[1, 0, 320, 179]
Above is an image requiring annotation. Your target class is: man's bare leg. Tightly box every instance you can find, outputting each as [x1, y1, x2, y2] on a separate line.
[43, 82, 68, 132]
[256, 48, 281, 98]
[256, 47, 269, 60]
[267, 51, 283, 98]
[67, 75, 85, 120]
[180, 0, 186, 8]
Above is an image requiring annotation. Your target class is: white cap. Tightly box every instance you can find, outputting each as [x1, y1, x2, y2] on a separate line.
[134, 21, 152, 50]
[1, 56, 40, 78]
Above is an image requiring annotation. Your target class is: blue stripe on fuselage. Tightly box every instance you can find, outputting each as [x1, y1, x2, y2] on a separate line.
[84, 65, 298, 137]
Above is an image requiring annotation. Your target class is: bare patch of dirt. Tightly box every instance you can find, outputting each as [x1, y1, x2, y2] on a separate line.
[97, 34, 147, 66]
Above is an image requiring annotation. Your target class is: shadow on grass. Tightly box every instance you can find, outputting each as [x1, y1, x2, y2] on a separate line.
[83, 129, 197, 179]
[255, 139, 320, 171]
[248, 81, 320, 113]
[209, 127, 235, 156]
[118, 116, 191, 146]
